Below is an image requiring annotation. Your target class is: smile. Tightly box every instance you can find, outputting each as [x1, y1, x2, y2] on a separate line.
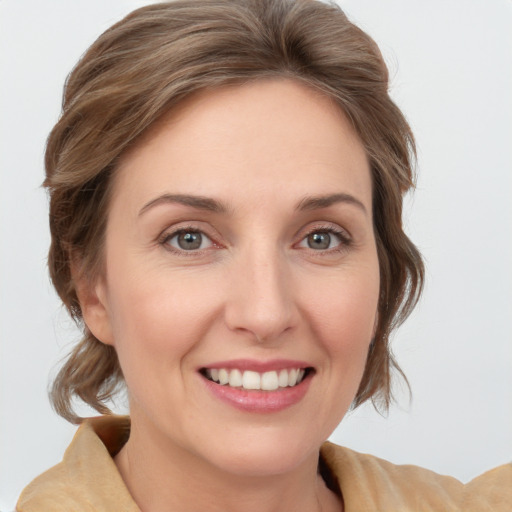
[202, 368, 309, 390]
[199, 360, 314, 412]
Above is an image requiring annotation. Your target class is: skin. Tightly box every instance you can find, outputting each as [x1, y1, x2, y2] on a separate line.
[79, 78, 380, 512]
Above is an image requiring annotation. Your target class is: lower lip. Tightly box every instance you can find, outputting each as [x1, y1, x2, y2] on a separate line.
[201, 374, 312, 413]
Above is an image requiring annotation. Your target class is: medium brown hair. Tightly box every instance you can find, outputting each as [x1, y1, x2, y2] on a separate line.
[46, 0, 424, 423]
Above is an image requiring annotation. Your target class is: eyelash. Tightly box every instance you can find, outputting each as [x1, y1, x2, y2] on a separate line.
[158, 223, 352, 256]
[158, 225, 218, 256]
[299, 225, 352, 255]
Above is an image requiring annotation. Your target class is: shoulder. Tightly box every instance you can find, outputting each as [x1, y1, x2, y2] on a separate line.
[461, 463, 512, 511]
[321, 441, 512, 512]
[16, 416, 137, 512]
[15, 461, 80, 512]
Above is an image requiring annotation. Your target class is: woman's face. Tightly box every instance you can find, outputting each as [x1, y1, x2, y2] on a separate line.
[85, 78, 379, 475]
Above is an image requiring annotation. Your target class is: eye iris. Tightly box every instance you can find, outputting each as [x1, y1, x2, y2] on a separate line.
[178, 231, 202, 250]
[308, 232, 330, 250]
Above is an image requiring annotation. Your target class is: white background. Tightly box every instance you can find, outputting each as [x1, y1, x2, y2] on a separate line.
[1, 0, 511, 509]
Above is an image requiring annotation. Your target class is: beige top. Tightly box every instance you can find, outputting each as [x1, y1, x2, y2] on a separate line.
[17, 415, 512, 512]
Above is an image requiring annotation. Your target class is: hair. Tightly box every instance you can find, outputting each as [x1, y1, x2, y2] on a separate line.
[46, 0, 424, 423]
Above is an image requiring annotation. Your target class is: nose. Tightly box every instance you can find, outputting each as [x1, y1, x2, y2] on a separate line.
[224, 244, 298, 344]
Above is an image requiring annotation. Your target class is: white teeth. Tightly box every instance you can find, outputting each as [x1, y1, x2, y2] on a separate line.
[261, 371, 279, 391]
[242, 370, 261, 390]
[278, 369, 289, 388]
[205, 367, 307, 390]
[218, 368, 229, 385]
[228, 369, 243, 387]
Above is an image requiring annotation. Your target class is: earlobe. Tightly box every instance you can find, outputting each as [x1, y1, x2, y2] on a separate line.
[72, 261, 115, 346]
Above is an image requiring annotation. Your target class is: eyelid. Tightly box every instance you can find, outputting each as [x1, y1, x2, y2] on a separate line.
[156, 220, 352, 256]
[165, 229, 213, 251]
[297, 221, 351, 240]
[294, 222, 352, 252]
[158, 223, 222, 255]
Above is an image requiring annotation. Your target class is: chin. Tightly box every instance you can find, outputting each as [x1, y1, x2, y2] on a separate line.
[193, 426, 323, 478]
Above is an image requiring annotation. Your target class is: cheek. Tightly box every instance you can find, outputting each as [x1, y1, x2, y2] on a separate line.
[306, 264, 379, 392]
[104, 265, 222, 379]
[297, 265, 379, 434]
[305, 266, 379, 349]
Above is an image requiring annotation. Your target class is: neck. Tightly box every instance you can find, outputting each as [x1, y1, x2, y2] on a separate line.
[114, 418, 342, 512]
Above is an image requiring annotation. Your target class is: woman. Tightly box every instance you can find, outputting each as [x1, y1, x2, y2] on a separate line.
[15, 0, 511, 510]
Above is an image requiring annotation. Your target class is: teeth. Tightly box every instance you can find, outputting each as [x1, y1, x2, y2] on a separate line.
[242, 370, 261, 390]
[288, 368, 298, 387]
[228, 369, 243, 387]
[218, 368, 229, 385]
[278, 369, 289, 388]
[261, 371, 279, 391]
[205, 367, 307, 390]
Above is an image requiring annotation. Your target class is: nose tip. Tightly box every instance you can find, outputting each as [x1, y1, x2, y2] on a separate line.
[224, 254, 297, 344]
[226, 287, 295, 344]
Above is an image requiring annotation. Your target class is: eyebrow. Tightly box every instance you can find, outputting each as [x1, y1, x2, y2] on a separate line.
[138, 193, 229, 217]
[138, 192, 367, 217]
[296, 193, 368, 215]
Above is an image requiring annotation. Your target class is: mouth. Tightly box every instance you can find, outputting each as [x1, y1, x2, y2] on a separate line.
[199, 361, 315, 412]
[200, 367, 314, 391]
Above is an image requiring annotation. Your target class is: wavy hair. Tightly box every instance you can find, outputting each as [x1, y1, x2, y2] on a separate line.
[45, 0, 424, 423]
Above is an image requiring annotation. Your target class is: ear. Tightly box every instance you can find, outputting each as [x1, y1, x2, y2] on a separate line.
[72, 260, 115, 346]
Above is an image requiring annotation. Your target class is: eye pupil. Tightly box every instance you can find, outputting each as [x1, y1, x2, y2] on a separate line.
[308, 232, 330, 250]
[178, 231, 202, 250]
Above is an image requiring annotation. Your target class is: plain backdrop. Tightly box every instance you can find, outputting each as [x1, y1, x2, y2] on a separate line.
[1, 0, 511, 509]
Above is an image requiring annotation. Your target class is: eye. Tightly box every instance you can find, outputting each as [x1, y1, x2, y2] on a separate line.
[163, 229, 213, 252]
[298, 228, 349, 251]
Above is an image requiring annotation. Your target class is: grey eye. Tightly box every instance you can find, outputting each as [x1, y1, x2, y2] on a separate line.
[166, 230, 212, 251]
[177, 232, 202, 250]
[298, 229, 346, 251]
[307, 232, 332, 250]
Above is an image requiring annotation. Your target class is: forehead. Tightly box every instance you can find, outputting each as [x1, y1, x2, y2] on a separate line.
[114, 78, 371, 212]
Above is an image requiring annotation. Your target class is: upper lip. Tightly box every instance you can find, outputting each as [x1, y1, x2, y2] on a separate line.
[199, 359, 313, 372]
